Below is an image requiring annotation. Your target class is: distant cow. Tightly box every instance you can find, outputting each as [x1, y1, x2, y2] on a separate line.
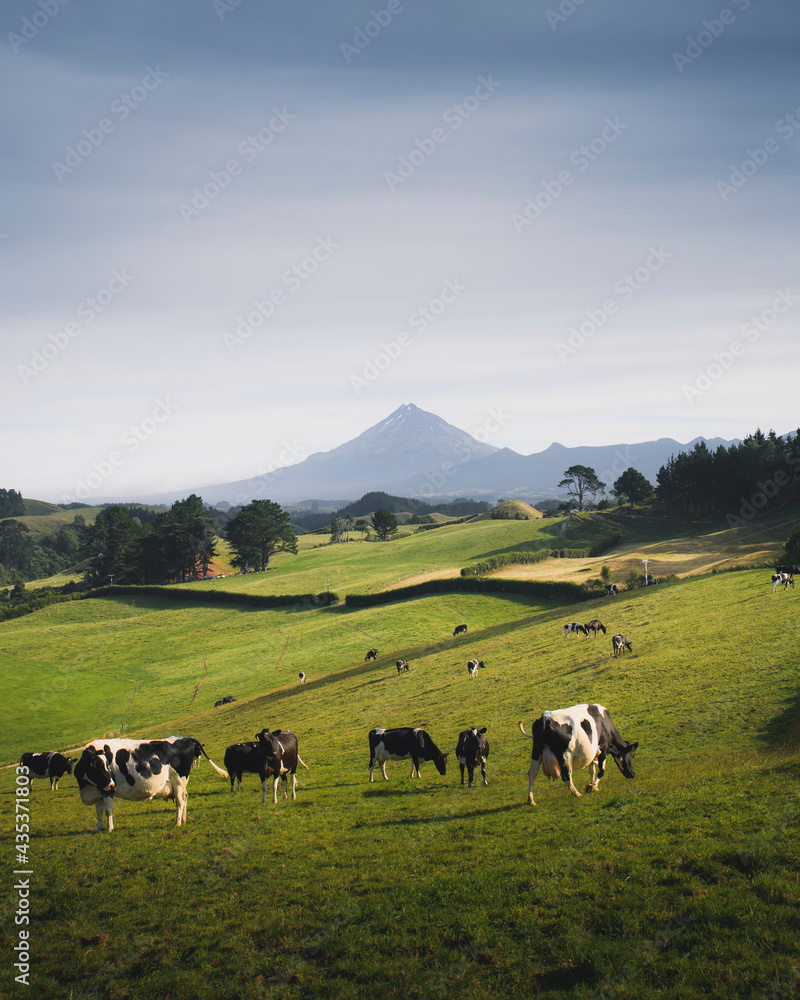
[73, 736, 227, 832]
[584, 619, 607, 637]
[605, 584, 619, 596]
[612, 633, 633, 657]
[518, 704, 638, 805]
[298, 672, 306, 684]
[214, 696, 236, 707]
[255, 728, 309, 803]
[564, 622, 588, 639]
[396, 659, 409, 674]
[772, 573, 795, 593]
[455, 728, 489, 787]
[368, 727, 448, 781]
[775, 564, 800, 577]
[467, 659, 484, 679]
[365, 648, 378, 661]
[453, 624, 468, 636]
[19, 752, 74, 791]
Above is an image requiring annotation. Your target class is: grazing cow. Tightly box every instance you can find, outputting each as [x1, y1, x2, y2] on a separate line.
[518, 704, 638, 805]
[612, 633, 633, 657]
[584, 619, 607, 637]
[365, 648, 378, 661]
[396, 659, 409, 674]
[453, 624, 468, 636]
[255, 728, 308, 803]
[368, 727, 448, 781]
[455, 728, 489, 787]
[19, 752, 74, 791]
[771, 573, 795, 593]
[214, 696, 236, 707]
[605, 584, 619, 596]
[467, 659, 484, 679]
[73, 736, 228, 832]
[298, 672, 306, 684]
[564, 622, 588, 639]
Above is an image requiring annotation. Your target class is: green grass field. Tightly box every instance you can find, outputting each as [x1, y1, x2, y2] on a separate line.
[1, 515, 798, 999]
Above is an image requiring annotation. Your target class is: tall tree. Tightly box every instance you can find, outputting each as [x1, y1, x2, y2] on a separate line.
[558, 465, 605, 511]
[85, 506, 143, 584]
[371, 508, 398, 541]
[613, 468, 654, 506]
[226, 499, 298, 572]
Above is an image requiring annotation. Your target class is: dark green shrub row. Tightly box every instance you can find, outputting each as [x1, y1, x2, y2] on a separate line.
[459, 535, 622, 577]
[346, 575, 586, 608]
[87, 584, 340, 608]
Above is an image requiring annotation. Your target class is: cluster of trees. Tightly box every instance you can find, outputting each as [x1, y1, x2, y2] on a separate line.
[0, 516, 85, 585]
[293, 492, 490, 533]
[555, 465, 655, 512]
[0, 489, 24, 518]
[329, 508, 398, 544]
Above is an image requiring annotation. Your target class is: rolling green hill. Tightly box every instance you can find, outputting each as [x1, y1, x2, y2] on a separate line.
[1, 515, 798, 999]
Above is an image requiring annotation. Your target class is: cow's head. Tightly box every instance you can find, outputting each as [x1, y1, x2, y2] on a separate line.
[63, 757, 75, 775]
[74, 747, 114, 796]
[434, 752, 449, 776]
[610, 741, 638, 779]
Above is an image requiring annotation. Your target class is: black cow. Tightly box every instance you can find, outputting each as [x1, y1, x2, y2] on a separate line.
[453, 624, 468, 636]
[368, 727, 448, 781]
[214, 696, 236, 707]
[775, 564, 800, 577]
[455, 728, 489, 787]
[396, 659, 409, 674]
[365, 648, 378, 661]
[612, 633, 633, 657]
[224, 739, 279, 804]
[19, 752, 74, 791]
[255, 728, 308, 803]
[518, 704, 638, 805]
[584, 619, 607, 637]
[73, 737, 227, 831]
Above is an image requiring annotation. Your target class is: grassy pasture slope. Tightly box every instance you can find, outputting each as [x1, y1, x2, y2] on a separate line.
[1, 554, 799, 999]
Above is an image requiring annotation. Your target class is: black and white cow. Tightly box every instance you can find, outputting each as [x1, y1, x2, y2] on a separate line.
[368, 727, 448, 781]
[518, 704, 637, 805]
[214, 696, 236, 707]
[605, 584, 619, 596]
[453, 624, 468, 636]
[365, 648, 378, 661]
[455, 728, 489, 787]
[467, 659, 484, 679]
[612, 633, 633, 657]
[771, 572, 795, 593]
[224, 738, 279, 804]
[396, 659, 409, 674]
[584, 619, 607, 637]
[255, 728, 308, 803]
[73, 736, 228, 832]
[564, 622, 588, 638]
[19, 752, 74, 791]
[298, 672, 306, 684]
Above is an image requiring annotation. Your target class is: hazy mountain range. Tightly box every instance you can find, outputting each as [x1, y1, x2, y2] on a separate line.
[94, 403, 736, 508]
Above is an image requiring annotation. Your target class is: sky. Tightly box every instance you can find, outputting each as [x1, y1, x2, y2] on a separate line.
[2, 0, 799, 503]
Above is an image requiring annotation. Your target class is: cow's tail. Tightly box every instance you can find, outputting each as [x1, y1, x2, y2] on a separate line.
[518, 721, 533, 740]
[297, 755, 310, 771]
[196, 743, 229, 780]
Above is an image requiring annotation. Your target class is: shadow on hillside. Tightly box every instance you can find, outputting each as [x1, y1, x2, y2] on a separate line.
[362, 802, 519, 824]
[758, 688, 800, 751]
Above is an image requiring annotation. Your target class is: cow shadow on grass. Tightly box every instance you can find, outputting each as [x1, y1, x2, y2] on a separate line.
[758, 687, 800, 751]
[364, 803, 519, 825]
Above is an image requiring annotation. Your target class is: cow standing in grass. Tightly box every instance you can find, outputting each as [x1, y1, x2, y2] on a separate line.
[455, 728, 489, 787]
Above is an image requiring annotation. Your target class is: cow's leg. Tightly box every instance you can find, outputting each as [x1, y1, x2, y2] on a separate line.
[260, 778, 268, 805]
[380, 762, 389, 781]
[273, 776, 279, 805]
[290, 773, 297, 800]
[586, 760, 601, 793]
[480, 759, 488, 786]
[369, 761, 375, 782]
[526, 757, 542, 805]
[96, 797, 114, 832]
[561, 753, 581, 797]
[51, 778, 57, 791]
[175, 783, 188, 825]
[459, 763, 465, 785]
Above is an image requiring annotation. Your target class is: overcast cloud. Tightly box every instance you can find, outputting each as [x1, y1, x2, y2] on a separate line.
[2, 0, 799, 502]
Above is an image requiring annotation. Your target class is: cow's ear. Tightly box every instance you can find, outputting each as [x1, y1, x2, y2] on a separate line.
[479, 728, 487, 734]
[629, 742, 639, 751]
